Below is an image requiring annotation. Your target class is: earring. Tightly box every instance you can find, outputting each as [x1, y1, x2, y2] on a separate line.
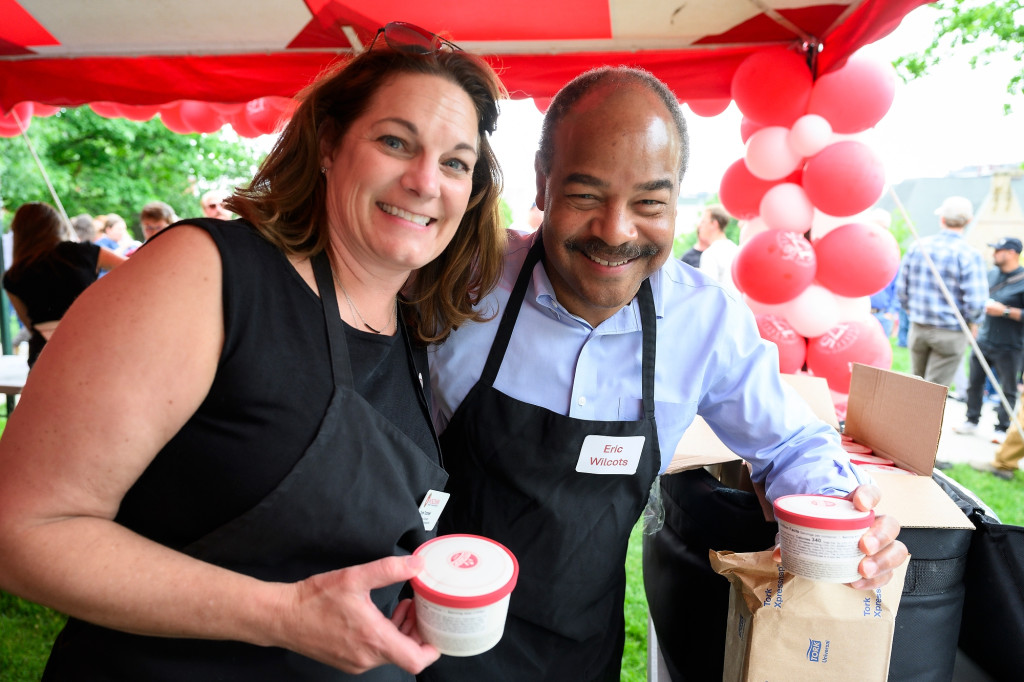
[320, 166, 327, 175]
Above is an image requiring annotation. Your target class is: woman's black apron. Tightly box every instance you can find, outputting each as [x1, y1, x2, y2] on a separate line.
[43, 252, 447, 681]
[421, 238, 661, 681]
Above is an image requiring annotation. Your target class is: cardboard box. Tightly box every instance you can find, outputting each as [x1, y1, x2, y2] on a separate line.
[666, 363, 974, 533]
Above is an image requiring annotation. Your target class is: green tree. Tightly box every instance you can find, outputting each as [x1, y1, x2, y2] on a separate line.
[0, 108, 265, 239]
[894, 0, 1024, 114]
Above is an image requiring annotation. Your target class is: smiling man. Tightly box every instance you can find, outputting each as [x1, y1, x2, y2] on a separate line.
[425, 67, 908, 681]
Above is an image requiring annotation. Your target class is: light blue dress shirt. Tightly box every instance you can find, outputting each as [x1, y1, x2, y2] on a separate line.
[430, 231, 868, 501]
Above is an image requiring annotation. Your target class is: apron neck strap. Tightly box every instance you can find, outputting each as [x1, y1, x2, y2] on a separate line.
[481, 234, 658, 420]
[312, 250, 355, 389]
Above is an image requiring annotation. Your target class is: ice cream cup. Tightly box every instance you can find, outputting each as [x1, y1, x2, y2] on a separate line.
[774, 494, 874, 583]
[411, 534, 519, 657]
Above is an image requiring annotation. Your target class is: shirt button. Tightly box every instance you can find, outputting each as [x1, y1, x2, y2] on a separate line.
[578, 396, 587, 406]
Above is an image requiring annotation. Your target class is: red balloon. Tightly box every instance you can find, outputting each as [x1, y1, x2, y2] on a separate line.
[808, 55, 897, 134]
[733, 230, 817, 304]
[88, 102, 124, 118]
[719, 158, 777, 220]
[159, 103, 195, 135]
[801, 140, 885, 217]
[688, 98, 731, 117]
[813, 222, 900, 297]
[31, 103, 60, 117]
[118, 104, 161, 121]
[807, 319, 892, 393]
[178, 101, 225, 133]
[731, 47, 813, 126]
[209, 102, 246, 115]
[739, 117, 765, 143]
[0, 102, 34, 137]
[245, 97, 290, 135]
[229, 107, 265, 138]
[756, 314, 807, 374]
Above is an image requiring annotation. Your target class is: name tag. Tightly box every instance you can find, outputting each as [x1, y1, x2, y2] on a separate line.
[419, 489, 450, 531]
[575, 435, 645, 475]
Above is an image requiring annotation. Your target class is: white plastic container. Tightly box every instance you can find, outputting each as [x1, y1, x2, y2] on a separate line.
[773, 494, 874, 583]
[848, 452, 895, 467]
[411, 534, 519, 657]
[858, 463, 917, 476]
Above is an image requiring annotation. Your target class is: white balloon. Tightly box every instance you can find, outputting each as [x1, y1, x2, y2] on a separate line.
[739, 216, 770, 245]
[788, 114, 833, 157]
[809, 208, 870, 240]
[744, 126, 803, 180]
[743, 294, 786, 316]
[760, 183, 814, 233]
[833, 293, 872, 322]
[778, 284, 840, 338]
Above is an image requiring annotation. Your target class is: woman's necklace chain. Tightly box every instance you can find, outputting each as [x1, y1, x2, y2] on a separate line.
[336, 276, 397, 335]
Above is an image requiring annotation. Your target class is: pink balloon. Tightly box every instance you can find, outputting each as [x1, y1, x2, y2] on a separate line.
[178, 101, 225, 134]
[731, 47, 813, 126]
[739, 216, 770, 245]
[760, 183, 814, 233]
[756, 315, 807, 374]
[807, 319, 893, 393]
[802, 140, 885, 217]
[740, 117, 765, 143]
[719, 158, 777, 221]
[733, 231, 816, 304]
[745, 126, 803, 180]
[688, 98, 731, 117]
[813, 221, 901, 297]
[787, 114, 833, 157]
[808, 54, 897, 134]
[0, 102, 33, 137]
[778, 284, 840, 338]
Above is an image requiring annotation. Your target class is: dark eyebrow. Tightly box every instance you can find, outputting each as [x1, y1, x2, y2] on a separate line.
[564, 173, 608, 188]
[637, 178, 674, 192]
[564, 173, 673, 193]
[378, 117, 478, 155]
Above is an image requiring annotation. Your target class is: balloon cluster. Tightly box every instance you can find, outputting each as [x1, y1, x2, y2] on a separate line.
[713, 49, 900, 396]
[0, 97, 297, 138]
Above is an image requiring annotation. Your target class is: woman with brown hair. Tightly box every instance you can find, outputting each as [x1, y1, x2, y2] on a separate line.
[2, 202, 125, 367]
[0, 22, 506, 680]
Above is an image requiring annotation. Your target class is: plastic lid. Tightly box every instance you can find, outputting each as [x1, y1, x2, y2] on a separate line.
[841, 442, 873, 455]
[848, 453, 894, 466]
[773, 494, 874, 531]
[411, 534, 519, 609]
[858, 464, 917, 476]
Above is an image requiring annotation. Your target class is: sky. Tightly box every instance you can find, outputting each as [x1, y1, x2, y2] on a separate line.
[487, 4, 1024, 228]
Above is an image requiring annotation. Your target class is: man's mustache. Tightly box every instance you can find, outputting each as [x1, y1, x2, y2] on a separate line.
[565, 237, 660, 261]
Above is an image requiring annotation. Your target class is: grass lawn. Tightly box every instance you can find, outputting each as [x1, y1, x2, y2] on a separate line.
[3, 339, 1022, 679]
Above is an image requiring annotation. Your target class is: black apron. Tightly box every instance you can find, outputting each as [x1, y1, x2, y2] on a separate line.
[421, 238, 661, 681]
[43, 252, 447, 681]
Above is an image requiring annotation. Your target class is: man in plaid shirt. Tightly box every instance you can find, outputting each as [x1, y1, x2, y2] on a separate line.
[896, 196, 987, 387]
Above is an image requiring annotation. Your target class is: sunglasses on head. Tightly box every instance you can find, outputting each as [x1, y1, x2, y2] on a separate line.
[367, 21, 462, 55]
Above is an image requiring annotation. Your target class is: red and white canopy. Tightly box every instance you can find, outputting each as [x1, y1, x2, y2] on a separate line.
[2, 0, 928, 111]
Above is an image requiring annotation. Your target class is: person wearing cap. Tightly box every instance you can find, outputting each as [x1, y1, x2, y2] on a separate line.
[896, 195, 988, 388]
[952, 236, 1024, 446]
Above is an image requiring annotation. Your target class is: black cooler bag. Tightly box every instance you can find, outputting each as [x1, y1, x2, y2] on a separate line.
[645, 468, 974, 681]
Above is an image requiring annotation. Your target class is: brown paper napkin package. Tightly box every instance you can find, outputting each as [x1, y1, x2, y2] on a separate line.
[710, 549, 909, 682]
